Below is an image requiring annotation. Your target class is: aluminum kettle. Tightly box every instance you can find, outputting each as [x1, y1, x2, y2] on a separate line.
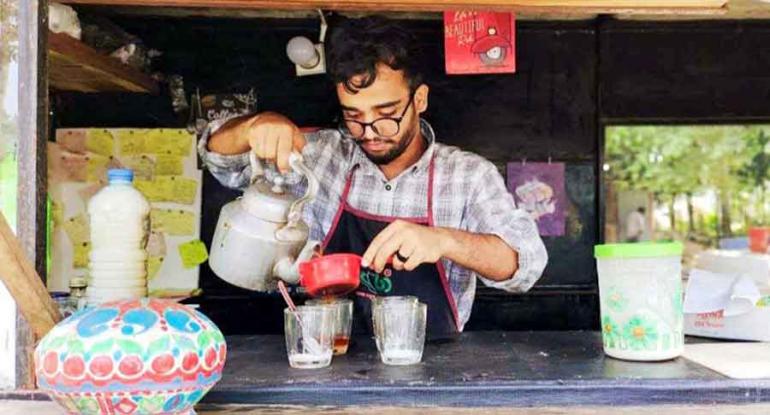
[209, 151, 320, 291]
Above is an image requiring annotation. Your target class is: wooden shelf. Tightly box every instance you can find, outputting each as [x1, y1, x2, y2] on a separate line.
[48, 31, 159, 94]
[58, 0, 728, 16]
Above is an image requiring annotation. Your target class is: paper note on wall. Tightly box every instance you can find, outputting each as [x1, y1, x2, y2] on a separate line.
[86, 154, 112, 182]
[146, 231, 167, 257]
[136, 176, 198, 204]
[56, 129, 87, 153]
[151, 209, 196, 235]
[62, 214, 89, 244]
[85, 130, 115, 157]
[148, 256, 164, 280]
[155, 155, 183, 175]
[166, 176, 198, 205]
[73, 241, 90, 269]
[178, 240, 208, 269]
[118, 155, 155, 180]
[48, 143, 88, 183]
[116, 130, 147, 155]
[134, 178, 168, 202]
[144, 130, 193, 156]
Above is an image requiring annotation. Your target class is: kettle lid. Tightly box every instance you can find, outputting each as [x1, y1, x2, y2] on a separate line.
[241, 179, 297, 222]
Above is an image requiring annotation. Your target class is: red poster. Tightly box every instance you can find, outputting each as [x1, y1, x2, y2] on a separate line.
[444, 11, 516, 75]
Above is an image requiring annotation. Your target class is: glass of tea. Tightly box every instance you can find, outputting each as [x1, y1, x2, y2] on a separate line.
[372, 300, 427, 366]
[306, 298, 353, 355]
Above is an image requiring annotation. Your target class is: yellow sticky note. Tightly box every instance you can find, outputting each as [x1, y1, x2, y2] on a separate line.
[73, 241, 90, 269]
[167, 176, 198, 205]
[62, 214, 89, 244]
[117, 130, 146, 155]
[178, 240, 208, 269]
[148, 256, 164, 280]
[86, 130, 114, 157]
[119, 155, 155, 180]
[150, 209, 196, 235]
[86, 154, 111, 182]
[145, 130, 192, 156]
[51, 200, 64, 225]
[135, 178, 170, 202]
[155, 155, 183, 175]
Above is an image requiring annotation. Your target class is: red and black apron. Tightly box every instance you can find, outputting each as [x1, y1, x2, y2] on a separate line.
[321, 156, 460, 341]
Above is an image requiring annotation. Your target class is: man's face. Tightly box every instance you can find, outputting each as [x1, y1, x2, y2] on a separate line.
[337, 64, 423, 165]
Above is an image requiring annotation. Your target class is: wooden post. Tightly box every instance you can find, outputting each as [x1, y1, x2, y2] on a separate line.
[15, 0, 49, 387]
[0, 211, 61, 343]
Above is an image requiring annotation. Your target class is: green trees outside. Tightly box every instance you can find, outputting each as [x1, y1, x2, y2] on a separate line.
[605, 125, 770, 243]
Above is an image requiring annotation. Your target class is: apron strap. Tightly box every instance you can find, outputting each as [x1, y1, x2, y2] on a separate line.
[425, 156, 461, 332]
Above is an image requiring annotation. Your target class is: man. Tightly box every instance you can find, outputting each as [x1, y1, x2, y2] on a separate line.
[625, 207, 647, 243]
[199, 17, 547, 339]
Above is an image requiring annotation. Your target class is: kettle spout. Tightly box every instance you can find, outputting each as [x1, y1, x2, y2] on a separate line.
[273, 240, 320, 284]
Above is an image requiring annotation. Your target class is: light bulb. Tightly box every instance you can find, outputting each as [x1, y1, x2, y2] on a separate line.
[286, 36, 319, 68]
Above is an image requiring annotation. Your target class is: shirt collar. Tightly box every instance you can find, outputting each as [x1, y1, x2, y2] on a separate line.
[350, 118, 436, 175]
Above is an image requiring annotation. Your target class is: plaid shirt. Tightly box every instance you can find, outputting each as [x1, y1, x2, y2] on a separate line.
[199, 118, 547, 330]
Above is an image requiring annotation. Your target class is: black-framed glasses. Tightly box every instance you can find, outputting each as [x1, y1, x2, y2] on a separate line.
[341, 93, 414, 139]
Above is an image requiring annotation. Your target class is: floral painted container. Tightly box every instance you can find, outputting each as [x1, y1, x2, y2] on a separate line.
[34, 298, 226, 415]
[595, 242, 684, 361]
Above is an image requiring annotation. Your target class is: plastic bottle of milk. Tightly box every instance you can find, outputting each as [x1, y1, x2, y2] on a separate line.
[86, 169, 151, 305]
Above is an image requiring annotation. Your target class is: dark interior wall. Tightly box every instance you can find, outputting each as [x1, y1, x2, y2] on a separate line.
[51, 15, 770, 335]
[599, 20, 770, 121]
[53, 16, 600, 334]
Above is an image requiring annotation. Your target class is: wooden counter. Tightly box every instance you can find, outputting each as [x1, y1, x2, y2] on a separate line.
[203, 331, 770, 407]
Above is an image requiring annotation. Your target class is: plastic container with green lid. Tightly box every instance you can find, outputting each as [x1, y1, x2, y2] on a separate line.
[594, 241, 684, 362]
[594, 242, 683, 258]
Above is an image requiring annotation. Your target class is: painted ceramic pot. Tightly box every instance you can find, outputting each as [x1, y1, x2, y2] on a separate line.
[34, 298, 226, 415]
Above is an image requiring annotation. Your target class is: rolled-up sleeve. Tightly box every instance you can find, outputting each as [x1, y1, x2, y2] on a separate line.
[197, 117, 326, 191]
[463, 162, 548, 293]
[197, 116, 252, 190]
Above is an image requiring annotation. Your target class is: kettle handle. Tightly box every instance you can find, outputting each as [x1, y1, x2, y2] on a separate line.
[248, 151, 265, 185]
[283, 152, 319, 230]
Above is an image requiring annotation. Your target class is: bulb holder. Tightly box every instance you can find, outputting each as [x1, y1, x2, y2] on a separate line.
[294, 43, 326, 77]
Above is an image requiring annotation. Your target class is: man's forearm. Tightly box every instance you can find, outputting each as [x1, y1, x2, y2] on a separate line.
[438, 227, 518, 281]
[206, 114, 253, 155]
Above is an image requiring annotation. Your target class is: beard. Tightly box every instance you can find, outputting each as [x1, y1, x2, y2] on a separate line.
[356, 118, 419, 165]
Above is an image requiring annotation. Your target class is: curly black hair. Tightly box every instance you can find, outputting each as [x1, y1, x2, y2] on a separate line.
[327, 16, 424, 94]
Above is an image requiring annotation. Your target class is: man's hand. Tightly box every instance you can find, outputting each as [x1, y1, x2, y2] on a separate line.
[208, 111, 306, 173]
[361, 220, 448, 273]
[361, 220, 519, 281]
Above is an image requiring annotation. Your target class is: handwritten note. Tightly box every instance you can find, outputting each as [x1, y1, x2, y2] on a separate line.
[119, 155, 155, 180]
[165, 176, 198, 205]
[150, 209, 196, 235]
[135, 176, 198, 204]
[73, 241, 90, 269]
[154, 154, 183, 175]
[178, 240, 208, 269]
[116, 130, 146, 155]
[144, 130, 192, 156]
[134, 179, 168, 202]
[85, 130, 114, 157]
[62, 214, 89, 244]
